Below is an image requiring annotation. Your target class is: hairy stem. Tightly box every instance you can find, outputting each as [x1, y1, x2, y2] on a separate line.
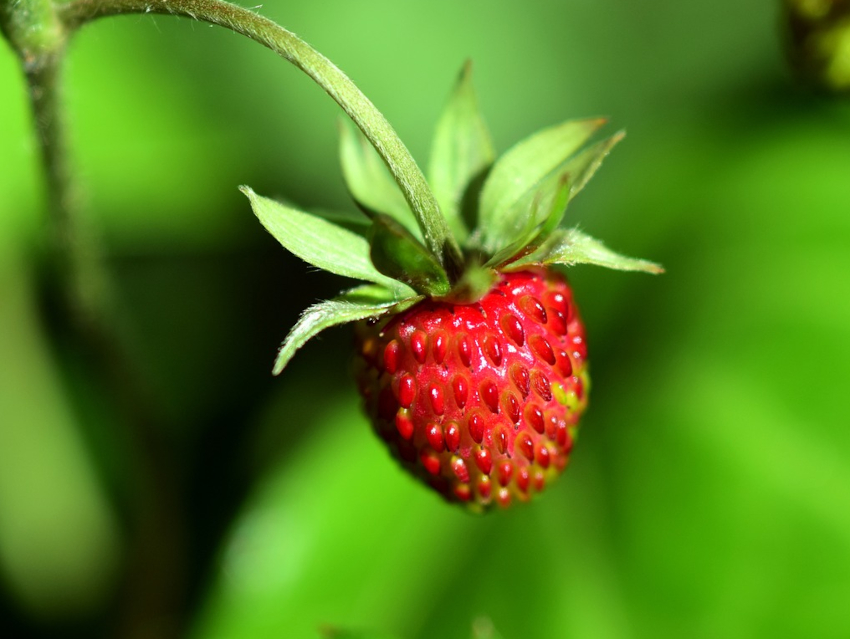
[1, 0, 99, 321]
[31, 55, 110, 326]
[2, 3, 186, 636]
[59, 0, 464, 277]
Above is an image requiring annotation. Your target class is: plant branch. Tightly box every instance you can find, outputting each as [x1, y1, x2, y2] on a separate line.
[2, 4, 185, 636]
[59, 0, 464, 278]
[1, 0, 102, 322]
[32, 55, 111, 327]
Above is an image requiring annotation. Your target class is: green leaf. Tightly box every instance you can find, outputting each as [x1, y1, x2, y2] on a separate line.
[272, 285, 422, 375]
[428, 61, 495, 243]
[504, 227, 665, 274]
[338, 119, 420, 238]
[369, 215, 451, 296]
[476, 118, 606, 254]
[241, 186, 402, 289]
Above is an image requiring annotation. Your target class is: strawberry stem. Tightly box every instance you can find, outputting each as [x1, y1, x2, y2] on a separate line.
[57, 0, 465, 278]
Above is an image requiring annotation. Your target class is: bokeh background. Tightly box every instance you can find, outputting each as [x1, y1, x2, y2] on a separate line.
[2, 1, 849, 638]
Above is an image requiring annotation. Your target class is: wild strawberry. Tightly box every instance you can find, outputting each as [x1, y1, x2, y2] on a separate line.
[354, 268, 589, 511]
[243, 63, 662, 511]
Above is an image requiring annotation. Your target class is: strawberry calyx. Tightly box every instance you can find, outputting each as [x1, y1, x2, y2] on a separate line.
[243, 61, 663, 375]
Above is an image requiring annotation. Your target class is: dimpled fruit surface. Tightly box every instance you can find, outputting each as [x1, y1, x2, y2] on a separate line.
[355, 268, 589, 512]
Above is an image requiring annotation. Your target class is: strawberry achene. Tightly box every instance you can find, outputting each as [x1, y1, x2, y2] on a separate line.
[355, 268, 589, 511]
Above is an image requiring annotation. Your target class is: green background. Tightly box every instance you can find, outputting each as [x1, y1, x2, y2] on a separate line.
[1, 1, 849, 638]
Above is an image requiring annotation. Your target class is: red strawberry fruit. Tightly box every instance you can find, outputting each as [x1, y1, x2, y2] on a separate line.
[243, 63, 662, 511]
[354, 268, 588, 510]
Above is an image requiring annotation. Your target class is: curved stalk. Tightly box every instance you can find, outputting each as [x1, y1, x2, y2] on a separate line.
[59, 0, 464, 277]
[1, 0, 101, 322]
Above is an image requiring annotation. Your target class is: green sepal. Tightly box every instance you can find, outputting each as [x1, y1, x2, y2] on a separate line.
[484, 172, 572, 268]
[337, 283, 414, 304]
[481, 129, 623, 268]
[503, 227, 664, 274]
[369, 214, 452, 296]
[244, 185, 414, 296]
[369, 214, 451, 296]
[440, 263, 498, 304]
[476, 117, 606, 255]
[488, 130, 624, 267]
[272, 284, 424, 375]
[535, 131, 625, 242]
[241, 186, 406, 291]
[338, 119, 422, 239]
[428, 61, 495, 243]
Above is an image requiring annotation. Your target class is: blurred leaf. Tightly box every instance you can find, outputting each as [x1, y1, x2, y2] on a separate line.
[428, 61, 495, 243]
[320, 627, 401, 639]
[0, 246, 120, 618]
[369, 214, 451, 296]
[272, 285, 418, 376]
[190, 392, 472, 639]
[242, 186, 401, 289]
[470, 616, 503, 639]
[442, 262, 498, 304]
[476, 118, 604, 255]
